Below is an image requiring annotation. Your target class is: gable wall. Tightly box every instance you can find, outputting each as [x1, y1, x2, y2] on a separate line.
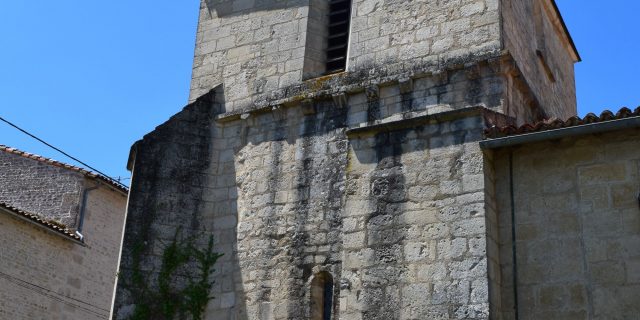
[0, 182, 126, 320]
[0, 151, 85, 227]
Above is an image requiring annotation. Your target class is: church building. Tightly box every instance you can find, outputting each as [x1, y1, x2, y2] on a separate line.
[113, 0, 640, 319]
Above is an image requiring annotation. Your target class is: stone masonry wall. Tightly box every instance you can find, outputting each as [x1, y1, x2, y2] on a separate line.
[0, 182, 126, 320]
[118, 1, 582, 318]
[482, 147, 502, 319]
[347, 0, 500, 71]
[189, 0, 503, 111]
[117, 59, 512, 319]
[190, 0, 311, 106]
[0, 151, 85, 227]
[341, 113, 489, 319]
[501, 0, 577, 120]
[222, 63, 510, 319]
[492, 128, 640, 319]
[209, 104, 495, 320]
[112, 90, 232, 318]
[302, 0, 329, 79]
[232, 99, 349, 319]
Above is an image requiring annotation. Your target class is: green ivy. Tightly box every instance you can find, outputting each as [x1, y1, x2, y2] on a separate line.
[126, 228, 223, 320]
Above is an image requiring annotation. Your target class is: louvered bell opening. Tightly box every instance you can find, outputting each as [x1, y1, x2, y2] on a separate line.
[325, 0, 351, 74]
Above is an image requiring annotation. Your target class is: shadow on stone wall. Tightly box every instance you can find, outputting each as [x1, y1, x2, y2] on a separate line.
[347, 112, 488, 318]
[113, 87, 247, 319]
[115, 83, 490, 319]
[229, 98, 349, 318]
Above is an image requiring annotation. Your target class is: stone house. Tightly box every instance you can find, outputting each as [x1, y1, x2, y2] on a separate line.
[113, 0, 640, 319]
[0, 145, 128, 319]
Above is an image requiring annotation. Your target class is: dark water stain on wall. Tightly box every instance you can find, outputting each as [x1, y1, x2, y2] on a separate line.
[361, 129, 409, 320]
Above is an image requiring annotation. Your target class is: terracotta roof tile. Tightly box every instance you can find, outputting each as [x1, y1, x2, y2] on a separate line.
[0, 202, 82, 242]
[0, 145, 128, 194]
[485, 107, 640, 139]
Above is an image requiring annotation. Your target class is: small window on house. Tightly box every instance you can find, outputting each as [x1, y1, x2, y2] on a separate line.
[303, 0, 353, 79]
[310, 272, 334, 320]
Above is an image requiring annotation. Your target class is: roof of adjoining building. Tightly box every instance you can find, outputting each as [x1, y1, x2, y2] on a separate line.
[0, 145, 129, 194]
[482, 107, 640, 149]
[0, 202, 83, 242]
[485, 107, 640, 138]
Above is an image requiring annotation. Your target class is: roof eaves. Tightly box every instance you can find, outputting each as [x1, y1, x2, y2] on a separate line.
[0, 202, 84, 245]
[482, 107, 640, 149]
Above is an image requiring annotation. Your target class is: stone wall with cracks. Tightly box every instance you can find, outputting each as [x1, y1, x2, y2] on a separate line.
[190, 0, 579, 121]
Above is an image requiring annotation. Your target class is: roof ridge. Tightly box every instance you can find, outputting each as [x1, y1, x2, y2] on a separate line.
[0, 144, 128, 194]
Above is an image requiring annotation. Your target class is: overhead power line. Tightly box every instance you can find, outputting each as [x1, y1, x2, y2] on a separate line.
[0, 115, 125, 186]
[0, 271, 109, 318]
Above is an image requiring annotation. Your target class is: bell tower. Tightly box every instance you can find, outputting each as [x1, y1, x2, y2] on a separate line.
[189, 0, 579, 122]
[114, 1, 579, 319]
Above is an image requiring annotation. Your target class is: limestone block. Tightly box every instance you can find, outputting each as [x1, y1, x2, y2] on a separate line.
[416, 262, 447, 281]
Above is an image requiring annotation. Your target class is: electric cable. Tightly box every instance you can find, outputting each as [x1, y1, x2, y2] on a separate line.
[0, 115, 127, 188]
[0, 270, 110, 318]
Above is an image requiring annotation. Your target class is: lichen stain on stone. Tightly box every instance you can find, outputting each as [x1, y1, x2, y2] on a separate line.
[304, 72, 345, 92]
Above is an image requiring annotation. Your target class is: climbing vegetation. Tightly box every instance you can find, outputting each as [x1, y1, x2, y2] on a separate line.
[126, 228, 223, 320]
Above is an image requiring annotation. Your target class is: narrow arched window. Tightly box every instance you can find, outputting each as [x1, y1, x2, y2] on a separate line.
[310, 272, 334, 320]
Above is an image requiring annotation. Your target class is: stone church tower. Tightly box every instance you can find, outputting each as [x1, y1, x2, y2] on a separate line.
[113, 0, 580, 319]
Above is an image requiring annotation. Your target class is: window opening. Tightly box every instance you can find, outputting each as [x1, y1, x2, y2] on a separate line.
[310, 272, 334, 320]
[325, 0, 352, 74]
[303, 0, 352, 79]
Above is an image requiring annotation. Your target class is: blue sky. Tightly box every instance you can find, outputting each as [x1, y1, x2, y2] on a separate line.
[1, 1, 639, 182]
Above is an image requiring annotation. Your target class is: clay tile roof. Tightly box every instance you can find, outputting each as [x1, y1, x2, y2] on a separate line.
[0, 145, 128, 194]
[484, 107, 640, 139]
[0, 202, 82, 242]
